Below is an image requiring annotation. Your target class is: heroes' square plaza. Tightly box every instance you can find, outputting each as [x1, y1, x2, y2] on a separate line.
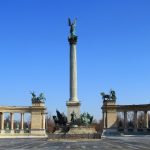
[0, 18, 150, 149]
[1, 1, 150, 148]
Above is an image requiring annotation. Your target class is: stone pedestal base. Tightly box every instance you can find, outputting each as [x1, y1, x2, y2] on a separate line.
[20, 129, 24, 134]
[0, 129, 5, 134]
[144, 128, 148, 132]
[134, 128, 137, 132]
[10, 130, 14, 134]
[102, 128, 120, 136]
[31, 129, 46, 135]
[66, 101, 80, 122]
[68, 126, 96, 134]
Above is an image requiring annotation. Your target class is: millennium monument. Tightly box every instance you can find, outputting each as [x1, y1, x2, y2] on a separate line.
[66, 18, 80, 121]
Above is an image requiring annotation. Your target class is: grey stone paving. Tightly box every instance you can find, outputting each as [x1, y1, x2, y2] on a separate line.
[0, 136, 150, 149]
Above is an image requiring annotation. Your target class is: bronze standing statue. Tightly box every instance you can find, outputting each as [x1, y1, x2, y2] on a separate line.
[68, 18, 77, 36]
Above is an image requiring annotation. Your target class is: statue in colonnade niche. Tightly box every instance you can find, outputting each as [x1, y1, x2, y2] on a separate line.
[6, 122, 9, 130]
[16, 122, 19, 130]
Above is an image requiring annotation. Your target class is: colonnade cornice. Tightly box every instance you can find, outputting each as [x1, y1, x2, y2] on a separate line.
[102, 104, 150, 112]
[0, 106, 44, 113]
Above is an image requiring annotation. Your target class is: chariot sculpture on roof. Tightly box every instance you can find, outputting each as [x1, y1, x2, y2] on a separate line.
[31, 92, 46, 103]
[101, 90, 117, 101]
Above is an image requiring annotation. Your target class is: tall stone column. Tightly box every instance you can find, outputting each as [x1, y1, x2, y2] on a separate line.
[1, 112, 4, 134]
[10, 113, 14, 133]
[134, 111, 137, 132]
[66, 18, 80, 121]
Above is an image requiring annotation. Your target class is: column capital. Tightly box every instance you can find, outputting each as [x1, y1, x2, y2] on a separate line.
[68, 36, 78, 45]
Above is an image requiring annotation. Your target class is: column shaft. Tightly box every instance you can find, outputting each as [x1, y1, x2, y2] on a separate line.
[10, 113, 14, 130]
[1, 112, 4, 130]
[134, 111, 137, 131]
[42, 114, 45, 129]
[70, 44, 78, 101]
[144, 111, 148, 128]
[21, 113, 24, 130]
[124, 111, 127, 129]
[103, 112, 107, 128]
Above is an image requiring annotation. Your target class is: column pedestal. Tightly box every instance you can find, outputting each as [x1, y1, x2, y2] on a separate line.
[1, 129, 5, 134]
[10, 130, 14, 134]
[20, 130, 24, 134]
[66, 101, 80, 122]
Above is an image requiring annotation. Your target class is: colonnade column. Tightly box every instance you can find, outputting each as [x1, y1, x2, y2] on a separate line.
[1, 112, 4, 134]
[20, 113, 24, 133]
[103, 112, 107, 129]
[42, 114, 45, 130]
[10, 113, 14, 133]
[134, 111, 137, 132]
[124, 111, 127, 132]
[144, 111, 148, 129]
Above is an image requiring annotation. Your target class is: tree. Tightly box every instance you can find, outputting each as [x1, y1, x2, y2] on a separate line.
[91, 119, 103, 133]
[46, 113, 55, 133]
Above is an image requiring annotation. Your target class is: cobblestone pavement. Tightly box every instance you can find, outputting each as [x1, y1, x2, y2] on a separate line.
[0, 136, 150, 150]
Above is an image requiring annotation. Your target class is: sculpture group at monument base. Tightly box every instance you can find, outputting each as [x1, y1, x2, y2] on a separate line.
[48, 133, 101, 139]
[102, 128, 120, 136]
[30, 129, 46, 135]
[68, 126, 97, 134]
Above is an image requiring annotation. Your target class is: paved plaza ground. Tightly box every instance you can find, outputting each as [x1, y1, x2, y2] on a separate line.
[0, 136, 150, 150]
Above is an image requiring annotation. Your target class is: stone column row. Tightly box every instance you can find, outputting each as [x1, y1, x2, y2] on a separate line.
[0, 112, 25, 132]
[123, 110, 149, 131]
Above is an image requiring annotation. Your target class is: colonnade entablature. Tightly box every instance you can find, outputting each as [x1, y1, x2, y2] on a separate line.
[0, 102, 46, 136]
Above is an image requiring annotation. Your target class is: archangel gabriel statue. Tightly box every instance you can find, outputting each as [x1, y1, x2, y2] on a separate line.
[68, 18, 77, 36]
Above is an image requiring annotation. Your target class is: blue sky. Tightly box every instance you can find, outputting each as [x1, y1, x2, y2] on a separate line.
[0, 0, 150, 120]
